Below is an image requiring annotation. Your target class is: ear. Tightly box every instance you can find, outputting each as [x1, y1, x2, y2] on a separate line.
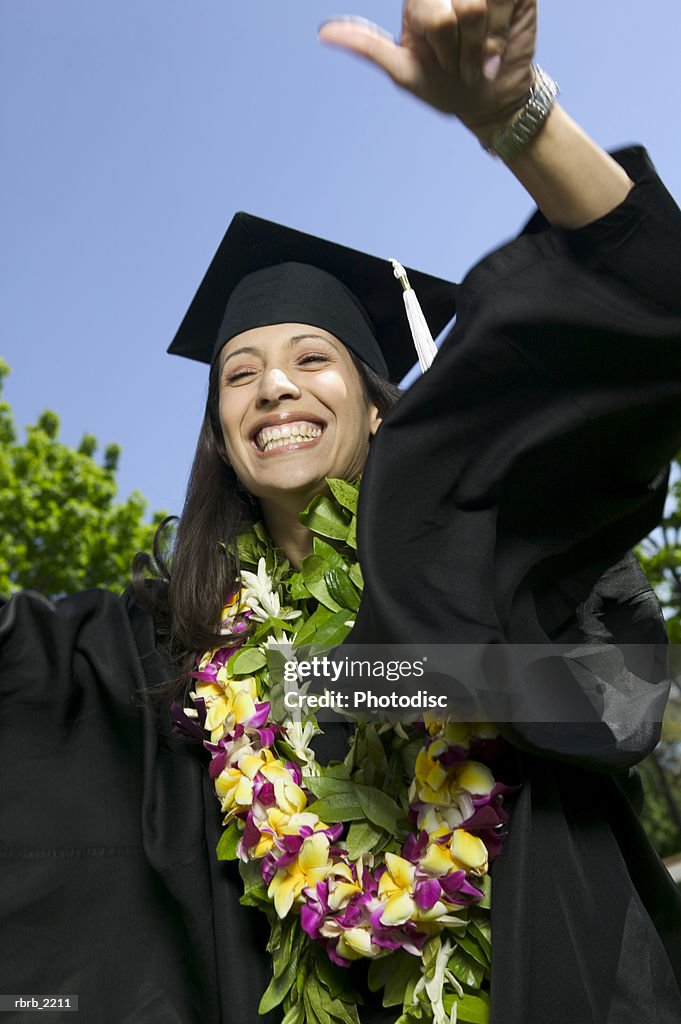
[368, 404, 382, 437]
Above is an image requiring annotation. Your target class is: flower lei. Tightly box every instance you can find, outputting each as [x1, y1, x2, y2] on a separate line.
[179, 479, 514, 1024]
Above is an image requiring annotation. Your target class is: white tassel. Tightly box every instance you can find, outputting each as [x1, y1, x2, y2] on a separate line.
[390, 259, 439, 373]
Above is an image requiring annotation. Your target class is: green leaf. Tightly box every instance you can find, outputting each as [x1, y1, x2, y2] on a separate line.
[253, 521, 269, 544]
[265, 646, 290, 684]
[468, 917, 491, 962]
[231, 646, 267, 674]
[238, 859, 270, 908]
[236, 528, 266, 567]
[313, 536, 346, 568]
[215, 819, 241, 861]
[280, 1003, 305, 1024]
[368, 951, 421, 1007]
[322, 763, 351, 781]
[447, 946, 485, 988]
[272, 919, 299, 978]
[313, 950, 351, 1000]
[305, 776, 357, 798]
[309, 608, 355, 648]
[239, 883, 270, 908]
[326, 477, 359, 514]
[324, 567, 361, 611]
[348, 561, 364, 590]
[305, 971, 361, 1024]
[305, 776, 408, 836]
[475, 873, 492, 910]
[444, 993, 490, 1024]
[299, 495, 351, 540]
[346, 515, 357, 550]
[293, 605, 333, 648]
[308, 793, 365, 823]
[346, 820, 385, 858]
[421, 935, 441, 976]
[288, 572, 311, 601]
[355, 785, 409, 836]
[456, 933, 490, 970]
[303, 976, 333, 1024]
[301, 554, 343, 612]
[259, 925, 303, 1012]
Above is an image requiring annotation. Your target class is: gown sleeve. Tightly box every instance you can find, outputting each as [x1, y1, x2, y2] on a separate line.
[350, 146, 681, 770]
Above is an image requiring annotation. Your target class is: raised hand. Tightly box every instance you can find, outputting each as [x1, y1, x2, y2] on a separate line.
[318, 0, 537, 140]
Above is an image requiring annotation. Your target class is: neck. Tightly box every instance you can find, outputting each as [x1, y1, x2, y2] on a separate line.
[260, 493, 316, 568]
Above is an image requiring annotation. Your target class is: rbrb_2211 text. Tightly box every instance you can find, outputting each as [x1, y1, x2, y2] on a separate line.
[0, 995, 79, 1012]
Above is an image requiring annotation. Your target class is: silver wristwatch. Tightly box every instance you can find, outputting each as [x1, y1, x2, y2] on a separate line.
[485, 66, 559, 162]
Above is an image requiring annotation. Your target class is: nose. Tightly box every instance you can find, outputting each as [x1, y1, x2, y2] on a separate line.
[256, 367, 302, 406]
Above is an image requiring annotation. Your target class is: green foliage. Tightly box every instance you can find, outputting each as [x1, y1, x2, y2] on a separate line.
[637, 455, 681, 858]
[638, 456, 681, 642]
[0, 361, 165, 598]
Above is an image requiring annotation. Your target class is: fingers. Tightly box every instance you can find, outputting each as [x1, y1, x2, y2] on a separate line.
[454, 0, 488, 84]
[483, 0, 515, 80]
[319, 1, 523, 106]
[404, 0, 516, 83]
[318, 18, 417, 87]
[405, 0, 460, 75]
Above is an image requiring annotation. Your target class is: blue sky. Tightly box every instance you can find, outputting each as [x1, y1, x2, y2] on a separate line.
[2, 1, 680, 518]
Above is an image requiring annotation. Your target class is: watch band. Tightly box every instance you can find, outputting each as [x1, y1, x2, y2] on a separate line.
[485, 66, 560, 161]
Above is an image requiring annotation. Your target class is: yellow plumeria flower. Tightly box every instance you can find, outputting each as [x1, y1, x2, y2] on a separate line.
[221, 591, 249, 621]
[411, 754, 496, 807]
[336, 926, 380, 960]
[214, 766, 254, 816]
[259, 759, 307, 815]
[424, 717, 474, 747]
[421, 828, 488, 878]
[193, 673, 261, 744]
[454, 761, 496, 796]
[214, 747, 273, 817]
[450, 828, 488, 875]
[251, 809, 328, 859]
[377, 852, 419, 926]
[417, 805, 467, 836]
[267, 833, 333, 919]
[326, 862, 362, 912]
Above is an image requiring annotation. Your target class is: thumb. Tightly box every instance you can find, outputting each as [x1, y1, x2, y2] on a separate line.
[318, 17, 413, 86]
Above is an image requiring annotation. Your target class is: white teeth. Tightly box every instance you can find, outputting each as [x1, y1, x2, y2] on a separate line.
[256, 421, 323, 452]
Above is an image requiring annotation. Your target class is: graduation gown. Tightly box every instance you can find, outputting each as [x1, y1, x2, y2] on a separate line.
[2, 147, 681, 1024]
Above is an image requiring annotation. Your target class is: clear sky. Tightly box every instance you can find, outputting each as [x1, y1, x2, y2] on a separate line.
[2, 1, 680, 518]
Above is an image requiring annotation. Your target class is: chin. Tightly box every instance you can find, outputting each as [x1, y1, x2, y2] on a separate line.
[254, 469, 329, 502]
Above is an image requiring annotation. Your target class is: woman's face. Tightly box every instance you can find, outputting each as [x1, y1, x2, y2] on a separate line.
[218, 323, 381, 503]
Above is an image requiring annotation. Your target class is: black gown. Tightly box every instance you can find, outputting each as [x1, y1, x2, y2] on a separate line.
[2, 146, 681, 1024]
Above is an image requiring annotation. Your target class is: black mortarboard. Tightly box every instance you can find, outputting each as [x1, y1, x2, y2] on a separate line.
[168, 213, 458, 382]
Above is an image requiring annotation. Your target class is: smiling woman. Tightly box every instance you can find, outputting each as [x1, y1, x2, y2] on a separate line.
[3, 2, 681, 1024]
[218, 325, 381, 516]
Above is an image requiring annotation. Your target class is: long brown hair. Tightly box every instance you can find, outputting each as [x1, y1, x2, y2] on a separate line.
[132, 351, 401, 689]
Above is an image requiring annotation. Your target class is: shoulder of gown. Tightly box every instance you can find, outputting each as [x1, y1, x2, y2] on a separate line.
[0, 588, 284, 1024]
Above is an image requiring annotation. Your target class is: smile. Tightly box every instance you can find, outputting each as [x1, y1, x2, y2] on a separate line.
[254, 420, 324, 453]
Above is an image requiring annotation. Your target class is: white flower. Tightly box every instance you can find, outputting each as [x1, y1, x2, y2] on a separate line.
[240, 559, 301, 623]
[413, 938, 463, 1024]
[282, 718, 321, 772]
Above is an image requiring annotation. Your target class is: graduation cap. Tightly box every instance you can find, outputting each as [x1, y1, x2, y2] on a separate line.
[168, 212, 459, 382]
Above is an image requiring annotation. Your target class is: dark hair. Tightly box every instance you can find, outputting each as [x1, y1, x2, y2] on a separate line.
[132, 351, 401, 692]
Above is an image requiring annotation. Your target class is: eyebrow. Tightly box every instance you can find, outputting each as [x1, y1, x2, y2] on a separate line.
[220, 332, 338, 370]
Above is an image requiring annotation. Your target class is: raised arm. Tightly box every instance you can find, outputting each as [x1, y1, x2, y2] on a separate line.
[318, 0, 633, 228]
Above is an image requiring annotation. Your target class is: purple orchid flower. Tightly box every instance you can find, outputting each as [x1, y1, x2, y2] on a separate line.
[169, 699, 207, 743]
